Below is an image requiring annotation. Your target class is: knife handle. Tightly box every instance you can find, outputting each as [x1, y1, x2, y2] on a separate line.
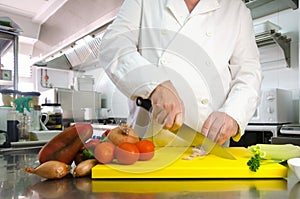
[136, 97, 152, 112]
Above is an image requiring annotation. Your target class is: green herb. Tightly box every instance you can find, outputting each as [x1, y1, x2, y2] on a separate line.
[82, 148, 94, 160]
[247, 153, 261, 172]
[246, 144, 300, 172]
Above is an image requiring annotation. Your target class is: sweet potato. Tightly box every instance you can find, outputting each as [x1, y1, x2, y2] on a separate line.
[38, 123, 93, 164]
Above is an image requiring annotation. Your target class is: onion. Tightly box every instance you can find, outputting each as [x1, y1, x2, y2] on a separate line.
[107, 123, 140, 146]
[73, 159, 98, 177]
[22, 160, 71, 179]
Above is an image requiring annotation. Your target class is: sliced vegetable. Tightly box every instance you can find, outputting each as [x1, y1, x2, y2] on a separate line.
[22, 160, 71, 179]
[247, 144, 300, 172]
[248, 144, 300, 160]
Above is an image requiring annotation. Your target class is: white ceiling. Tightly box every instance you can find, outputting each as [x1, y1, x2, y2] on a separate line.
[0, 0, 123, 63]
[0, 0, 67, 24]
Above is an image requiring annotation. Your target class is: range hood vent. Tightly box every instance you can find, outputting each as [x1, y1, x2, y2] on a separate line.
[255, 29, 291, 70]
[246, 0, 298, 19]
[41, 23, 109, 71]
[65, 34, 103, 68]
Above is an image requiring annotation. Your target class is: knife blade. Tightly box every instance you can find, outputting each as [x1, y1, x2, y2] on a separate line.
[179, 124, 236, 160]
[136, 97, 236, 160]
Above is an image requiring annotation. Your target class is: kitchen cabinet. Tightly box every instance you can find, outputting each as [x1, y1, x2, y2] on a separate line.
[246, 0, 298, 19]
[0, 29, 19, 91]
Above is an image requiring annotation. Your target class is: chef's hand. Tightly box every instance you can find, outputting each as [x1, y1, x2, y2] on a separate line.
[150, 80, 184, 132]
[201, 111, 238, 145]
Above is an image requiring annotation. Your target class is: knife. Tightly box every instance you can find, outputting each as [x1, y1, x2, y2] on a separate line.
[136, 97, 236, 160]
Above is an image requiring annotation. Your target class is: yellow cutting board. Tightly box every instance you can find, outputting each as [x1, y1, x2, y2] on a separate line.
[92, 179, 287, 193]
[91, 147, 287, 179]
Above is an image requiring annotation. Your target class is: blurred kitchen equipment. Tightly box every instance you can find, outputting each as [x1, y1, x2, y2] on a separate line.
[82, 107, 95, 121]
[270, 124, 300, 146]
[30, 105, 42, 131]
[0, 106, 11, 132]
[0, 89, 20, 107]
[75, 75, 94, 91]
[14, 96, 32, 141]
[40, 88, 101, 123]
[288, 158, 300, 180]
[250, 88, 294, 124]
[21, 91, 41, 108]
[231, 88, 295, 147]
[40, 113, 49, 130]
[99, 108, 110, 119]
[6, 107, 19, 142]
[18, 113, 30, 141]
[41, 103, 63, 130]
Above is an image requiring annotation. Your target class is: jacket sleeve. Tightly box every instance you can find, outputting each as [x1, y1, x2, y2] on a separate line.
[219, 6, 263, 141]
[99, 0, 169, 100]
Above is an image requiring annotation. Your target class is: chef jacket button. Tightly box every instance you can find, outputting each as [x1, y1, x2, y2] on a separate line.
[160, 58, 167, 65]
[161, 29, 167, 35]
[206, 31, 213, 37]
[201, 98, 209, 104]
[205, 61, 212, 67]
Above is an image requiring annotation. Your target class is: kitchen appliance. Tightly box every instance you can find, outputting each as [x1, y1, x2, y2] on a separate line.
[230, 124, 281, 147]
[0, 106, 11, 132]
[40, 88, 101, 124]
[250, 88, 294, 124]
[271, 124, 300, 145]
[92, 147, 287, 179]
[41, 103, 63, 130]
[231, 88, 295, 147]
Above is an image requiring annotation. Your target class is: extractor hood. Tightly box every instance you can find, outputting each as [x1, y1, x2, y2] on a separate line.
[245, 0, 298, 19]
[35, 23, 109, 71]
[37, 0, 298, 71]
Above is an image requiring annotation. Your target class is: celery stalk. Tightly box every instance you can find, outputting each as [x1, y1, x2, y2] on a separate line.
[248, 144, 300, 160]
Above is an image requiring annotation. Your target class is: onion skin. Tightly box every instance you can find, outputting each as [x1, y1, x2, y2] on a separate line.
[38, 123, 93, 164]
[73, 159, 98, 177]
[22, 160, 71, 179]
[108, 123, 140, 146]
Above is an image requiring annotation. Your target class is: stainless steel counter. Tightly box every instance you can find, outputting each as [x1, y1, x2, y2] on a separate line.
[1, 147, 300, 199]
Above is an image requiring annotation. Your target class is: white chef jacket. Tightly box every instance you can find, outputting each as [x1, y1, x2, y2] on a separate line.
[99, 0, 263, 143]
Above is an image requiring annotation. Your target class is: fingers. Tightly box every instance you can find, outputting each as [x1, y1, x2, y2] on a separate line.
[151, 103, 183, 131]
[169, 112, 183, 132]
[201, 112, 238, 145]
[150, 81, 184, 131]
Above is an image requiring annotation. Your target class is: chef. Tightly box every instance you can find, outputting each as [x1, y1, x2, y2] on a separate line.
[99, 0, 263, 147]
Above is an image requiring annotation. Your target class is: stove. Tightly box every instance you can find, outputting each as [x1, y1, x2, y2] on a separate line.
[271, 124, 300, 146]
[230, 124, 282, 147]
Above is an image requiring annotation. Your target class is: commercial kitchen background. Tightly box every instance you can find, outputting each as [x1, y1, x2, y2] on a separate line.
[0, 0, 299, 123]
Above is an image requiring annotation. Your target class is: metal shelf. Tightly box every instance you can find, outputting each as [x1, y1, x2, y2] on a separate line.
[246, 0, 298, 19]
[0, 29, 19, 91]
[255, 29, 291, 69]
[0, 80, 13, 86]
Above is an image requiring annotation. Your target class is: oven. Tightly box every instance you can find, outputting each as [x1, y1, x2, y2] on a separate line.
[271, 124, 300, 146]
[230, 124, 281, 147]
